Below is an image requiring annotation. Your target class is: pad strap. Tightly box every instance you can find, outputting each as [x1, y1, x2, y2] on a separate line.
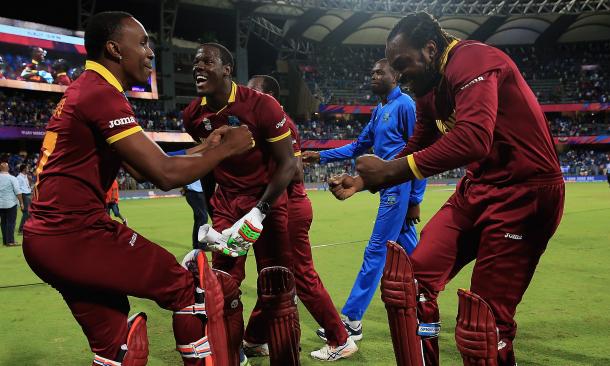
[174, 303, 206, 315]
[93, 355, 121, 366]
[176, 335, 212, 359]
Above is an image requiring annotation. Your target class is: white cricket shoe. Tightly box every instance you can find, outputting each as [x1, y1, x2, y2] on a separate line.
[310, 337, 358, 361]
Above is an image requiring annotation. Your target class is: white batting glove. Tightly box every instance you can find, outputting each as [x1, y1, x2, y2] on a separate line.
[197, 224, 244, 257]
[221, 207, 265, 253]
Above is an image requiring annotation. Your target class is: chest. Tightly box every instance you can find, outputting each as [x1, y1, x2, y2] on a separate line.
[371, 103, 401, 138]
[191, 106, 257, 140]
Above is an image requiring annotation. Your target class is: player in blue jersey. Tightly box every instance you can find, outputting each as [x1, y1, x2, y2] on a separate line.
[303, 58, 426, 340]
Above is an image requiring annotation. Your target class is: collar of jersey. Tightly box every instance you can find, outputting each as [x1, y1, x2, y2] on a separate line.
[200, 81, 237, 114]
[85, 60, 124, 92]
[387, 85, 402, 103]
[439, 39, 460, 75]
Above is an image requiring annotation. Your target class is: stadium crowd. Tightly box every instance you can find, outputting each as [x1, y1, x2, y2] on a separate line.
[0, 89, 185, 131]
[297, 118, 368, 140]
[549, 113, 610, 136]
[299, 41, 609, 105]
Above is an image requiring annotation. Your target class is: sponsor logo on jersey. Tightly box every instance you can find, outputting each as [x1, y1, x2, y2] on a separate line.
[109, 116, 136, 128]
[276, 117, 287, 129]
[504, 233, 523, 240]
[460, 75, 485, 91]
[129, 232, 138, 246]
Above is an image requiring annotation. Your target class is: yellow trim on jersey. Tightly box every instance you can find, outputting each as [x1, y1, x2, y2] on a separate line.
[407, 154, 424, 180]
[200, 82, 237, 115]
[439, 39, 459, 75]
[85, 60, 124, 92]
[294, 151, 302, 157]
[266, 130, 291, 143]
[106, 126, 143, 144]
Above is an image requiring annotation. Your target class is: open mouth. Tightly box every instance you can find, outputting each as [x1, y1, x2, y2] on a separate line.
[195, 75, 208, 88]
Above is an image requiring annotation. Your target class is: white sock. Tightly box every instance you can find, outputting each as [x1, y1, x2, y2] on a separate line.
[343, 316, 361, 328]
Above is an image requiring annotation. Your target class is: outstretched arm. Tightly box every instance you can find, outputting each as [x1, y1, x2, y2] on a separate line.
[113, 126, 253, 191]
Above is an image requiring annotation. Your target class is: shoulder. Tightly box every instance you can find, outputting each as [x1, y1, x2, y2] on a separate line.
[397, 93, 415, 108]
[445, 41, 507, 87]
[182, 97, 203, 124]
[78, 72, 132, 114]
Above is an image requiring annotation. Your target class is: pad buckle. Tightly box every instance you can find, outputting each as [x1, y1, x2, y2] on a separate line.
[177, 336, 212, 359]
[174, 303, 206, 316]
[417, 322, 441, 338]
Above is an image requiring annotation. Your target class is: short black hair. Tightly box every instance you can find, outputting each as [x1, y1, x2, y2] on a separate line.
[85, 11, 134, 60]
[387, 12, 454, 50]
[19, 164, 27, 172]
[374, 58, 399, 78]
[201, 43, 234, 69]
[251, 75, 280, 99]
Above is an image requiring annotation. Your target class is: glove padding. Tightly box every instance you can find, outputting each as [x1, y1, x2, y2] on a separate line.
[222, 207, 265, 253]
[198, 224, 247, 257]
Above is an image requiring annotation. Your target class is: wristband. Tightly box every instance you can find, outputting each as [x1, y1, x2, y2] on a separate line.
[167, 149, 187, 156]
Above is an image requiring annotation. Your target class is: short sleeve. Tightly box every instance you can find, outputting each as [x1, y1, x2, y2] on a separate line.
[82, 89, 142, 144]
[256, 94, 291, 143]
[286, 117, 301, 156]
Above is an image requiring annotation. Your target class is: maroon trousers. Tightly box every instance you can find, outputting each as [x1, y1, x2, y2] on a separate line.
[412, 177, 565, 365]
[22, 216, 202, 362]
[246, 196, 348, 346]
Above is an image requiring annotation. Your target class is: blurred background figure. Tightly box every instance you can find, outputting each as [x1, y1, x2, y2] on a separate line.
[16, 164, 32, 234]
[52, 59, 72, 85]
[183, 179, 207, 249]
[105, 179, 127, 225]
[0, 162, 23, 246]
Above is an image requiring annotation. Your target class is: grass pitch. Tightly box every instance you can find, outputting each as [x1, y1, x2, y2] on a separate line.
[1, 183, 610, 365]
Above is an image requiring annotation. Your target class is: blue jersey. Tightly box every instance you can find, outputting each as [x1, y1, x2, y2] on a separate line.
[319, 86, 425, 204]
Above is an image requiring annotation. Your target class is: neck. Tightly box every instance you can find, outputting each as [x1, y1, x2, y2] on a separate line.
[206, 79, 233, 111]
[97, 59, 130, 90]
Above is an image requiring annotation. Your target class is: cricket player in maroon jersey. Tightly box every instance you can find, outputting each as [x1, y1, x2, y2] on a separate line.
[182, 44, 300, 365]
[21, 12, 253, 366]
[329, 12, 564, 366]
[245, 75, 358, 361]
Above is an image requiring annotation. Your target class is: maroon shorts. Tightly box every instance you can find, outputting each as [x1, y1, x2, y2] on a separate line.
[22, 216, 195, 358]
[412, 177, 565, 341]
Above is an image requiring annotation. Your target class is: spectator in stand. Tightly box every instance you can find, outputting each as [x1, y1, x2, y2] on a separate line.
[105, 179, 127, 225]
[16, 164, 32, 234]
[0, 162, 24, 246]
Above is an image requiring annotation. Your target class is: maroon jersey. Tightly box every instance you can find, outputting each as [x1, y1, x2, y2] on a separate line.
[183, 83, 290, 193]
[55, 72, 72, 85]
[398, 40, 561, 185]
[26, 61, 142, 235]
[286, 116, 307, 200]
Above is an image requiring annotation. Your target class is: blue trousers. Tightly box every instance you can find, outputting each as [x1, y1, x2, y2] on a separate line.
[341, 182, 419, 321]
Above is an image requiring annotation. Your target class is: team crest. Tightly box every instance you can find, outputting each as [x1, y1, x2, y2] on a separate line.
[435, 111, 456, 135]
[383, 112, 390, 121]
[203, 118, 212, 131]
[228, 115, 240, 126]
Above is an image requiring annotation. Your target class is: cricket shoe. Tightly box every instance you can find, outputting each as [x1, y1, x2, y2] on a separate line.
[310, 338, 358, 361]
[316, 319, 363, 342]
[239, 347, 252, 366]
[242, 341, 269, 357]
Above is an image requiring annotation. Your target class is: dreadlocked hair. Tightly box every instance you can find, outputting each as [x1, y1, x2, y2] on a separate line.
[387, 12, 455, 53]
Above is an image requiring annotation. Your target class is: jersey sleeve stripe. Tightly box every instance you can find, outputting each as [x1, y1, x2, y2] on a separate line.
[407, 154, 425, 180]
[106, 126, 143, 144]
[266, 130, 291, 143]
[294, 151, 302, 157]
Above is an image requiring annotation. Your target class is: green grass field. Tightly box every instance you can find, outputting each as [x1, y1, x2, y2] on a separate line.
[1, 183, 610, 365]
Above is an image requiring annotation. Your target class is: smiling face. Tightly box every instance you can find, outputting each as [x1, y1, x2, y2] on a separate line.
[370, 61, 397, 96]
[386, 33, 439, 97]
[116, 17, 155, 86]
[192, 45, 231, 97]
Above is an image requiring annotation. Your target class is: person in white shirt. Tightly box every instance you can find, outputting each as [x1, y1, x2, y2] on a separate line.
[17, 164, 32, 233]
[0, 162, 24, 246]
